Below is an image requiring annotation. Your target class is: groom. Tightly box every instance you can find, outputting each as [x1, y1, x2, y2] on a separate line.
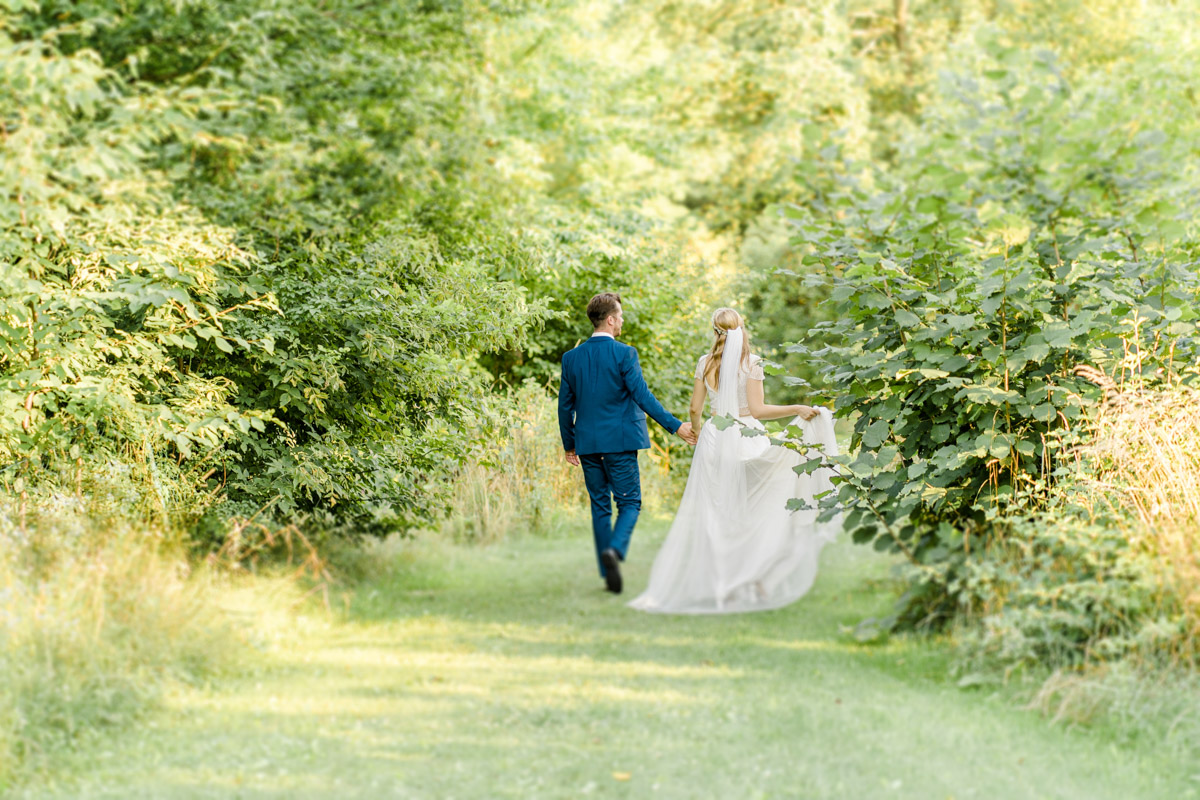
[558, 292, 697, 594]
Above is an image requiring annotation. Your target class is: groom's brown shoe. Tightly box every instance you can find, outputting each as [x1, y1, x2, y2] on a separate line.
[600, 549, 623, 594]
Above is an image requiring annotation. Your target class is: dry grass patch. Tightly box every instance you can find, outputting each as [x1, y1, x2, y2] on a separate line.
[1079, 377, 1200, 661]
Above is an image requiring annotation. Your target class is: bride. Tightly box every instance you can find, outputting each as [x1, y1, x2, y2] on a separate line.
[628, 308, 841, 614]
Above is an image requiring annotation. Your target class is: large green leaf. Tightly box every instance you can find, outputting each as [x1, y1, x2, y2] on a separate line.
[861, 419, 891, 449]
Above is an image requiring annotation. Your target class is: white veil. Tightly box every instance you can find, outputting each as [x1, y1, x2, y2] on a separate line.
[707, 326, 749, 607]
[714, 327, 744, 418]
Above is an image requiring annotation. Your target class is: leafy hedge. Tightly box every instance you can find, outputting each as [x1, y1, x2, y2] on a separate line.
[785, 35, 1200, 629]
[1, 0, 552, 534]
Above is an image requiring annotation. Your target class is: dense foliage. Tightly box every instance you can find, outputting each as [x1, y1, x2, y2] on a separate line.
[782, 27, 1200, 645]
[1, 0, 554, 533]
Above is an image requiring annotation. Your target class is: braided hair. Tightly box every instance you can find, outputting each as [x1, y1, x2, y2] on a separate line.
[702, 308, 751, 390]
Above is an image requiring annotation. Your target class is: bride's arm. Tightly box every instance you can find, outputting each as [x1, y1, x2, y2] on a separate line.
[746, 379, 817, 421]
[688, 377, 706, 431]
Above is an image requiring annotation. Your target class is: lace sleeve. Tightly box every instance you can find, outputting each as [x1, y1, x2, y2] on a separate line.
[749, 356, 765, 381]
[696, 355, 708, 382]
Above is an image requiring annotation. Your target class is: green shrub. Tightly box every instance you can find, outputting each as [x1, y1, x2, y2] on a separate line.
[782, 33, 1200, 629]
[1, 0, 552, 536]
[949, 514, 1178, 672]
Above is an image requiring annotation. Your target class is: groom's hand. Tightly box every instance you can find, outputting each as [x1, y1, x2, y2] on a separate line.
[564, 449, 580, 466]
[676, 422, 698, 446]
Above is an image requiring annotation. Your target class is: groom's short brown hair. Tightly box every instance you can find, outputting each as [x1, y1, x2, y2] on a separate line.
[587, 292, 622, 328]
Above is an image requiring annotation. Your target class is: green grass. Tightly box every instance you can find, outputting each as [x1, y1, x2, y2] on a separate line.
[10, 516, 1199, 799]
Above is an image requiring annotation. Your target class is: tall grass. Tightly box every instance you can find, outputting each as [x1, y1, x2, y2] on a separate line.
[1028, 662, 1200, 754]
[440, 384, 582, 543]
[0, 492, 231, 785]
[1010, 363, 1200, 756]
[1080, 378, 1200, 661]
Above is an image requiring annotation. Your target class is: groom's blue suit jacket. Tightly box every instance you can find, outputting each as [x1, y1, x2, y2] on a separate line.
[559, 336, 682, 456]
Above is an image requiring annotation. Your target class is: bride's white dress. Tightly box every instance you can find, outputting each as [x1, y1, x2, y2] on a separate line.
[628, 349, 841, 614]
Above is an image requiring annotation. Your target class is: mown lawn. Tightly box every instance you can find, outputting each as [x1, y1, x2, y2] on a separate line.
[13, 516, 1197, 799]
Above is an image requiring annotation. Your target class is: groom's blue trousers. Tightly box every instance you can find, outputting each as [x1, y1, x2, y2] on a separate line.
[579, 451, 641, 578]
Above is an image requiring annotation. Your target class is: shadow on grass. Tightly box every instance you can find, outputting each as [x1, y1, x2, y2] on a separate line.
[19, 535, 1198, 800]
[336, 526, 946, 685]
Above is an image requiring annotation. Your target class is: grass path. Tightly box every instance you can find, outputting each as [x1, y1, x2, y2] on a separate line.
[14, 516, 1198, 799]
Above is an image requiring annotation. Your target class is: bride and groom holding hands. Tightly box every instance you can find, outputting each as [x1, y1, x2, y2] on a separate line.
[559, 292, 841, 614]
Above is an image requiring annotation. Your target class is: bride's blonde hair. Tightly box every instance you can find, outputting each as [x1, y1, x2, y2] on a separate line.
[703, 308, 752, 390]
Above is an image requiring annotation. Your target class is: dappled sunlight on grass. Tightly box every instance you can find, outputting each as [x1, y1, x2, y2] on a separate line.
[739, 636, 883, 654]
[16, 528, 1200, 800]
[309, 643, 747, 683]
